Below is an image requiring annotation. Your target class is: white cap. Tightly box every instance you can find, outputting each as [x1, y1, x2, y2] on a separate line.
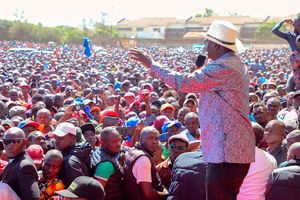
[53, 122, 76, 137]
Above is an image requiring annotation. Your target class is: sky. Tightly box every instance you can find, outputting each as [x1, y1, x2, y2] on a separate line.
[0, 0, 298, 27]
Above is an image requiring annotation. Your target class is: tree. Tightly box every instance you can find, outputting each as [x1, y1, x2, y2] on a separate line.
[254, 20, 286, 42]
[195, 8, 216, 18]
[203, 8, 215, 17]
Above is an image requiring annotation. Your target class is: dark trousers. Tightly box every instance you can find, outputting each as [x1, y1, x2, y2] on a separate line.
[206, 162, 250, 200]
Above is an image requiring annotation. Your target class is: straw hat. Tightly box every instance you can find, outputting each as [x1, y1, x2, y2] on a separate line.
[199, 20, 243, 52]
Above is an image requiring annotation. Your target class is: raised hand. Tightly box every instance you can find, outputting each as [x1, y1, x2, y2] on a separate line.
[128, 48, 153, 68]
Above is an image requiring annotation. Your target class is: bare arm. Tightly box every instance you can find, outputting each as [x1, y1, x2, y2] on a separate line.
[130, 122, 144, 147]
[143, 92, 152, 116]
[57, 105, 73, 124]
[139, 182, 168, 200]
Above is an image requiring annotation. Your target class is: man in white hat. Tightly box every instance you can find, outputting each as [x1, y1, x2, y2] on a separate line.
[129, 20, 255, 199]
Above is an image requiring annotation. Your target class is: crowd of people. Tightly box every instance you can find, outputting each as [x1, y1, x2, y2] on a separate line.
[0, 16, 299, 200]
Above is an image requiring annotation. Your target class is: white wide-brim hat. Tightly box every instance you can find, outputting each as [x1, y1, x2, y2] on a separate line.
[198, 20, 243, 52]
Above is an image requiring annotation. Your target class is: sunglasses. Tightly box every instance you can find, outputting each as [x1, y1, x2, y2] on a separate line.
[170, 143, 187, 151]
[3, 138, 24, 145]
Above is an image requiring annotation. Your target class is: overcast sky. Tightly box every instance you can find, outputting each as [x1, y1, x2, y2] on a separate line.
[0, 0, 298, 27]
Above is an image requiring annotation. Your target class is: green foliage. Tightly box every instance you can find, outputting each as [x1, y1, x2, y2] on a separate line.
[254, 20, 286, 41]
[0, 19, 119, 44]
[195, 8, 216, 18]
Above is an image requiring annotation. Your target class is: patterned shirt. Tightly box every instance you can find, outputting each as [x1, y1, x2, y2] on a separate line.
[150, 51, 255, 163]
[38, 173, 64, 200]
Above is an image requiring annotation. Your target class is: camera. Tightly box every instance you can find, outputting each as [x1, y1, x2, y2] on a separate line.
[72, 104, 82, 111]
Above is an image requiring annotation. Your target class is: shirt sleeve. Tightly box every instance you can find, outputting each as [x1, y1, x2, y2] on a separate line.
[272, 20, 289, 40]
[150, 62, 232, 94]
[94, 161, 115, 181]
[132, 156, 152, 183]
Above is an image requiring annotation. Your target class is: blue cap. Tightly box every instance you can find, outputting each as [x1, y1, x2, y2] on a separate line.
[162, 120, 182, 133]
[126, 116, 141, 127]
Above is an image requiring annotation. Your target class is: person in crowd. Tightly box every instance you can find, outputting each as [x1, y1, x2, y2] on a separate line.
[1, 127, 40, 199]
[237, 122, 277, 200]
[53, 122, 89, 187]
[176, 107, 190, 127]
[27, 130, 48, 153]
[272, 16, 300, 51]
[124, 126, 168, 200]
[38, 149, 64, 200]
[159, 120, 182, 143]
[286, 130, 300, 151]
[182, 98, 197, 113]
[36, 108, 53, 135]
[0, 182, 21, 200]
[55, 176, 105, 200]
[129, 20, 255, 199]
[266, 97, 281, 120]
[80, 123, 97, 149]
[266, 142, 300, 199]
[18, 120, 40, 137]
[253, 102, 272, 128]
[264, 120, 287, 165]
[160, 103, 175, 120]
[0, 139, 7, 177]
[167, 149, 207, 200]
[90, 127, 123, 200]
[179, 112, 200, 142]
[156, 134, 189, 189]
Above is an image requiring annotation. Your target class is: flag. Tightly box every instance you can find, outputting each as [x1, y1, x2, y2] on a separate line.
[83, 37, 92, 57]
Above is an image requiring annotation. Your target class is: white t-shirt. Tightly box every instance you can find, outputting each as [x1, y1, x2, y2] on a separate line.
[0, 183, 21, 200]
[237, 147, 277, 200]
[132, 156, 152, 183]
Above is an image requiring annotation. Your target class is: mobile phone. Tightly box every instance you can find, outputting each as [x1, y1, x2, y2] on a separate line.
[72, 104, 81, 111]
[143, 114, 156, 126]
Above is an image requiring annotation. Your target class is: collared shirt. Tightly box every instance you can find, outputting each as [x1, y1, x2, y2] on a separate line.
[156, 158, 172, 189]
[272, 20, 298, 51]
[150, 51, 255, 163]
[267, 144, 287, 166]
[237, 147, 277, 200]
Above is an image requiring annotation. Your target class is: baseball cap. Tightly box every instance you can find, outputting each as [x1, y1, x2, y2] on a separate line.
[27, 144, 45, 165]
[80, 123, 95, 134]
[162, 120, 182, 133]
[168, 134, 189, 146]
[55, 176, 105, 200]
[160, 103, 175, 113]
[153, 115, 169, 130]
[126, 116, 141, 127]
[18, 120, 40, 129]
[53, 122, 76, 137]
[293, 90, 300, 98]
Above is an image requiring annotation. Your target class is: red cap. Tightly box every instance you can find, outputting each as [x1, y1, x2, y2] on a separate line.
[102, 109, 119, 118]
[153, 115, 169, 130]
[27, 144, 45, 165]
[22, 121, 40, 129]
